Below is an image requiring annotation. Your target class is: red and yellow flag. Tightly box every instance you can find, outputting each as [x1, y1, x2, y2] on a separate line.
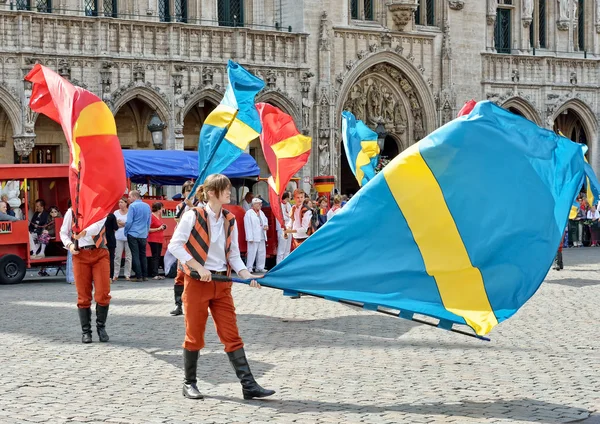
[25, 64, 125, 232]
[256, 103, 311, 227]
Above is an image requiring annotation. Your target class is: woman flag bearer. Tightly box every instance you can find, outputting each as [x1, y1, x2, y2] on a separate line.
[244, 197, 269, 273]
[167, 174, 275, 400]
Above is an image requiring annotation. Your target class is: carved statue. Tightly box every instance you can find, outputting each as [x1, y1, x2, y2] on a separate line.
[522, 0, 534, 19]
[318, 139, 330, 175]
[487, 0, 498, 15]
[367, 83, 382, 122]
[382, 90, 395, 124]
[302, 98, 313, 130]
[174, 86, 184, 124]
[558, 0, 570, 21]
[596, 0, 600, 24]
[408, 92, 420, 110]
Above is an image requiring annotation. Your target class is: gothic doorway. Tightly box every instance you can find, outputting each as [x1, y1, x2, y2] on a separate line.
[553, 108, 588, 148]
[0, 107, 14, 164]
[114, 98, 165, 149]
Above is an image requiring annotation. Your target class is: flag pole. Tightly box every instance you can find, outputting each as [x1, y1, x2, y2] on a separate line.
[73, 161, 81, 251]
[200, 272, 491, 341]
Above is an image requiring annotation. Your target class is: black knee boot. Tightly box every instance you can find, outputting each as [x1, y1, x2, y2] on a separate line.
[96, 304, 110, 342]
[78, 308, 92, 343]
[556, 250, 564, 270]
[183, 349, 204, 399]
[227, 348, 275, 400]
[170, 285, 184, 316]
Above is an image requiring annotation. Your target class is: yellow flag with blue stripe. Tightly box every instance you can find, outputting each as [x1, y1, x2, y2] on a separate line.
[258, 101, 600, 336]
[341, 111, 380, 187]
[191, 60, 264, 192]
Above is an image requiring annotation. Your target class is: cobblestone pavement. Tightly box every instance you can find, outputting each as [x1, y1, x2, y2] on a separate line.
[0, 248, 599, 424]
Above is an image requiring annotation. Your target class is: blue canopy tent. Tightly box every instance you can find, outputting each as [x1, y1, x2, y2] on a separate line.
[122, 150, 260, 185]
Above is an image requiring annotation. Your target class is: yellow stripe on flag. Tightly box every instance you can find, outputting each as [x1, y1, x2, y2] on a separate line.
[204, 104, 237, 128]
[272, 134, 312, 159]
[383, 144, 498, 335]
[225, 118, 260, 150]
[355, 140, 380, 186]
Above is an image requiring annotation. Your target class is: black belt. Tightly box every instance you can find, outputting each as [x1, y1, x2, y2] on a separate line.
[79, 245, 97, 250]
[208, 270, 227, 276]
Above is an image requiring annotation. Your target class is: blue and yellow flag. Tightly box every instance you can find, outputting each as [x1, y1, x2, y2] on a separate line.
[259, 101, 599, 336]
[341, 111, 380, 187]
[191, 60, 264, 194]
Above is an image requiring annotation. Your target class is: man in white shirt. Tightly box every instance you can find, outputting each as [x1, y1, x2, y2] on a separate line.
[276, 192, 292, 264]
[167, 173, 274, 401]
[244, 197, 269, 273]
[60, 209, 111, 344]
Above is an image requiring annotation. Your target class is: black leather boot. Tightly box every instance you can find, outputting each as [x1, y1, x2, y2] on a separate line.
[227, 348, 275, 400]
[170, 285, 184, 316]
[78, 308, 92, 343]
[557, 250, 564, 270]
[182, 349, 204, 400]
[96, 304, 110, 342]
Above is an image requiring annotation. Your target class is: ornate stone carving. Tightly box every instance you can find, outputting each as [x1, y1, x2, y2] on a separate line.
[133, 64, 145, 85]
[557, 21, 569, 31]
[300, 71, 314, 97]
[369, 43, 378, 53]
[202, 67, 214, 86]
[173, 73, 184, 125]
[487, 0, 497, 25]
[357, 50, 367, 60]
[318, 88, 330, 137]
[110, 81, 171, 111]
[319, 11, 331, 51]
[302, 97, 313, 134]
[511, 69, 520, 83]
[13, 136, 36, 157]
[264, 70, 277, 89]
[388, 0, 419, 31]
[381, 31, 392, 48]
[58, 59, 71, 80]
[436, 88, 456, 125]
[448, 0, 465, 10]
[570, 71, 578, 85]
[100, 62, 113, 102]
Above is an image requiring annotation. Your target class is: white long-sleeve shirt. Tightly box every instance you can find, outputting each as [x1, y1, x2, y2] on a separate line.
[327, 205, 341, 221]
[587, 210, 600, 220]
[290, 205, 312, 240]
[60, 209, 107, 249]
[244, 208, 268, 242]
[168, 204, 246, 273]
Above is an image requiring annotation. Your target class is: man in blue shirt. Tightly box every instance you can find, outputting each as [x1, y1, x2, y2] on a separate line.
[124, 190, 151, 281]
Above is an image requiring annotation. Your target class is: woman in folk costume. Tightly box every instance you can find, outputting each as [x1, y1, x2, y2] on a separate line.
[167, 174, 275, 400]
[276, 191, 292, 264]
[243, 197, 269, 273]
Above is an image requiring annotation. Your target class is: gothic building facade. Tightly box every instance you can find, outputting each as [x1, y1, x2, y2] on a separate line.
[0, 0, 598, 195]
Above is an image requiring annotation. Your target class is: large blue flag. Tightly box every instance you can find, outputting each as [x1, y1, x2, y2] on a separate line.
[341, 111, 380, 187]
[258, 101, 599, 336]
[190, 60, 264, 196]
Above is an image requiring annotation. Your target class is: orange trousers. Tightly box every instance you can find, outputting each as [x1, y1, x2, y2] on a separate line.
[291, 237, 307, 252]
[182, 274, 243, 352]
[175, 267, 185, 286]
[73, 248, 111, 309]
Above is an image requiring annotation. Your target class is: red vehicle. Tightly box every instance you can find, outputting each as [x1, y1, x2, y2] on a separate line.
[0, 164, 70, 284]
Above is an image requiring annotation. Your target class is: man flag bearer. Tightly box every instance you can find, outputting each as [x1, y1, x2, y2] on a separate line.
[168, 174, 275, 400]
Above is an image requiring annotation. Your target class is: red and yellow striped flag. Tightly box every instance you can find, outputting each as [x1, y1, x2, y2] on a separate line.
[25, 64, 125, 232]
[256, 103, 311, 227]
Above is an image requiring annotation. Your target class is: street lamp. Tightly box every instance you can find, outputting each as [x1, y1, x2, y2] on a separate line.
[374, 118, 387, 152]
[147, 112, 166, 150]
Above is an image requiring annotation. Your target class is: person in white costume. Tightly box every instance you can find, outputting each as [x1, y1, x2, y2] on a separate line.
[276, 192, 292, 264]
[244, 197, 268, 273]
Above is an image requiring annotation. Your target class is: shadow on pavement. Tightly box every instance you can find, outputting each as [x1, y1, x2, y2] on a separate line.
[544, 277, 600, 288]
[206, 395, 591, 423]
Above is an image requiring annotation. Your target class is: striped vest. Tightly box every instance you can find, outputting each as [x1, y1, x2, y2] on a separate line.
[181, 207, 236, 278]
[71, 223, 107, 249]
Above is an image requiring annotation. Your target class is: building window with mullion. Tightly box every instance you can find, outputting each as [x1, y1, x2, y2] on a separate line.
[415, 0, 435, 26]
[577, 0, 585, 51]
[85, 0, 118, 18]
[350, 0, 374, 21]
[528, 0, 546, 49]
[218, 0, 244, 27]
[174, 0, 187, 23]
[495, 7, 512, 54]
[16, 0, 53, 12]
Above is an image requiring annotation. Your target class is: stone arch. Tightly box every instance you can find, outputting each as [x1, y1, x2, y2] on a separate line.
[552, 98, 599, 172]
[180, 88, 223, 120]
[257, 91, 300, 124]
[0, 86, 21, 135]
[336, 51, 437, 139]
[111, 86, 171, 123]
[501, 97, 542, 126]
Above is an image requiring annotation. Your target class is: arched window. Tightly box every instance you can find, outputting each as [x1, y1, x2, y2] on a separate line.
[218, 0, 244, 27]
[415, 0, 435, 26]
[350, 0, 373, 21]
[84, 0, 117, 17]
[16, 0, 52, 12]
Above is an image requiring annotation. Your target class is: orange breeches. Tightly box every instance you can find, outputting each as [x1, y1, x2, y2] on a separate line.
[73, 248, 111, 309]
[291, 237, 307, 252]
[175, 267, 185, 286]
[182, 274, 244, 353]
